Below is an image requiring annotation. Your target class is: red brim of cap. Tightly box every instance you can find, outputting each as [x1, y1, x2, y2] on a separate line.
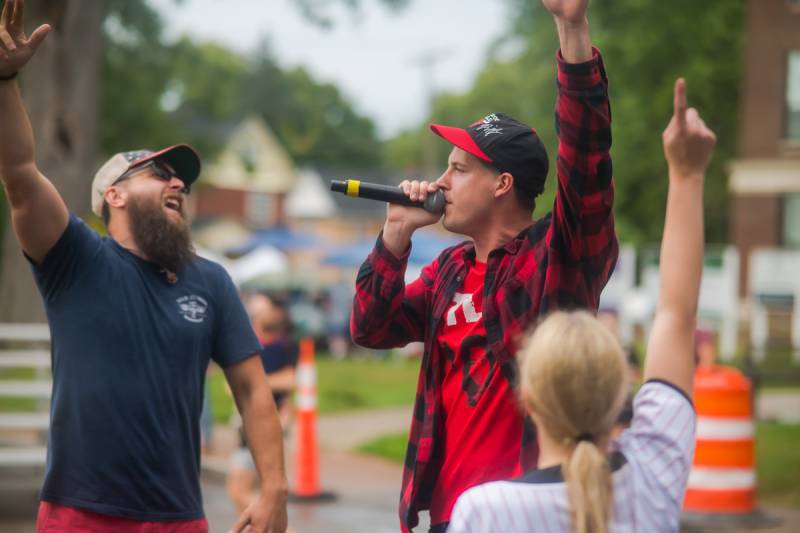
[429, 124, 493, 163]
[129, 144, 202, 187]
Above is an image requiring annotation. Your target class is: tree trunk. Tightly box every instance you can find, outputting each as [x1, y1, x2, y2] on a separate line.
[0, 0, 104, 322]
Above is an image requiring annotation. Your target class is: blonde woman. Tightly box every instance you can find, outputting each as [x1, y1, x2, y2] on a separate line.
[448, 78, 716, 533]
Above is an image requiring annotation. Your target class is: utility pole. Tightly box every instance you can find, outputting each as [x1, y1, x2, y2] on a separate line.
[411, 48, 452, 177]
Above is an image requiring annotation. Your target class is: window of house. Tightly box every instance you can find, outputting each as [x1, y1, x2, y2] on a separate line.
[787, 51, 800, 140]
[247, 191, 273, 228]
[784, 193, 800, 247]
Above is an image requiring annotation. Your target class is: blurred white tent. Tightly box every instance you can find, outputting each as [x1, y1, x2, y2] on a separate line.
[639, 245, 740, 360]
[194, 246, 234, 272]
[286, 168, 338, 219]
[226, 245, 289, 286]
[598, 245, 637, 346]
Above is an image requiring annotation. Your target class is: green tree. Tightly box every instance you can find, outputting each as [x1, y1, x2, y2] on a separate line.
[239, 48, 383, 169]
[1, 0, 398, 320]
[586, 0, 743, 243]
[387, 8, 560, 215]
[387, 0, 744, 243]
[161, 38, 248, 159]
[101, 0, 183, 156]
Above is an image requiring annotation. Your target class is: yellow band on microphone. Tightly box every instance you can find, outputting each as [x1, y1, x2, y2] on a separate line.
[345, 179, 360, 197]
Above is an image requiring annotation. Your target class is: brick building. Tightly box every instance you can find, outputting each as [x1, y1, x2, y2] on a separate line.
[729, 0, 800, 294]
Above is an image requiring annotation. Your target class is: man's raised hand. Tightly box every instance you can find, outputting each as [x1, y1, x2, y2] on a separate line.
[0, 0, 51, 78]
[541, 0, 590, 24]
[662, 78, 717, 180]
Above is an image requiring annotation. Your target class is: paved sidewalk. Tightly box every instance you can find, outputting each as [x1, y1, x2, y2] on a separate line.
[201, 406, 426, 532]
[317, 406, 411, 450]
[757, 391, 800, 423]
[205, 449, 414, 533]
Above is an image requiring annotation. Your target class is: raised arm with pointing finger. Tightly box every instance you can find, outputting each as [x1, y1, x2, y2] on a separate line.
[645, 77, 716, 397]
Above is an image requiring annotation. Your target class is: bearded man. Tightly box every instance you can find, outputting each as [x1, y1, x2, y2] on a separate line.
[0, 1, 287, 532]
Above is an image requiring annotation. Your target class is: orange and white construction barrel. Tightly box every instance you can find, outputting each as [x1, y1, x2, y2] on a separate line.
[682, 364, 779, 528]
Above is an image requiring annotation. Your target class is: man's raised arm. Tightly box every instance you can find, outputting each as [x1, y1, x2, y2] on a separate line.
[543, 0, 592, 63]
[537, 0, 617, 311]
[0, 0, 66, 263]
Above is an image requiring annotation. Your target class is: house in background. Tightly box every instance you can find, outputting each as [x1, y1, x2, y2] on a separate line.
[287, 168, 388, 246]
[729, 0, 800, 295]
[193, 115, 298, 228]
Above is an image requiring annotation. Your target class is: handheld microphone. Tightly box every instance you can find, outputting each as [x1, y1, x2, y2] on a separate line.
[330, 179, 445, 215]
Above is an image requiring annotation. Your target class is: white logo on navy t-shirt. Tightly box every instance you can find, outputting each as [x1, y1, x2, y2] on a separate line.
[177, 295, 208, 323]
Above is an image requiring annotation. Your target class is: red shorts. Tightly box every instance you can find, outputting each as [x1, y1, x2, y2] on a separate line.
[36, 501, 208, 532]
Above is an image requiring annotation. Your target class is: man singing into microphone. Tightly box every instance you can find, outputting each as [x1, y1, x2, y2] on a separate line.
[350, 1, 617, 531]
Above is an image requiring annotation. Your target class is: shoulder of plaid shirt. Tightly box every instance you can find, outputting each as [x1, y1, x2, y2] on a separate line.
[350, 47, 618, 532]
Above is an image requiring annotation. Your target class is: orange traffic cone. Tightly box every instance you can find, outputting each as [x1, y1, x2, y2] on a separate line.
[682, 364, 779, 528]
[290, 338, 336, 502]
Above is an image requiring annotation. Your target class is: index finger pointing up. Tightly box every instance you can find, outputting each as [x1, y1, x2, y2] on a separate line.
[673, 78, 687, 128]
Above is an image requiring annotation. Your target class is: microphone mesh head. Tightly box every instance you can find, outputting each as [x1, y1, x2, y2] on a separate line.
[424, 190, 446, 215]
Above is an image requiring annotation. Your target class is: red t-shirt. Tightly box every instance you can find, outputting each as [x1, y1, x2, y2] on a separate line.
[428, 260, 524, 524]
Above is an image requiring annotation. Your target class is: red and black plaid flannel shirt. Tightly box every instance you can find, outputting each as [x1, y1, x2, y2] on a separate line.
[351, 49, 617, 532]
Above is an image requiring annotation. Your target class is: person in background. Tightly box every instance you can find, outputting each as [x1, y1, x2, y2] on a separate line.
[228, 295, 299, 514]
[448, 77, 715, 533]
[695, 328, 718, 368]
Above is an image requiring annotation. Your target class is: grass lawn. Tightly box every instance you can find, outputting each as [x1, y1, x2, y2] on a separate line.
[208, 353, 420, 423]
[0, 367, 38, 412]
[356, 432, 409, 463]
[756, 422, 800, 508]
[356, 423, 800, 509]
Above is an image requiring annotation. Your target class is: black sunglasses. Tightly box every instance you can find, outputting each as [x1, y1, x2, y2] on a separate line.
[113, 160, 190, 194]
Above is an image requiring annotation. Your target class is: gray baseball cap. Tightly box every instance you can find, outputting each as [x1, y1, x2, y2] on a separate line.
[90, 144, 201, 216]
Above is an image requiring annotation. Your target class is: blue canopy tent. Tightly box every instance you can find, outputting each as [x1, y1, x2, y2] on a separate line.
[322, 231, 466, 268]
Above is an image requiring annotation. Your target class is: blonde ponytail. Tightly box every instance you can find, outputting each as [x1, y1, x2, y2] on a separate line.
[563, 440, 613, 533]
[518, 311, 628, 533]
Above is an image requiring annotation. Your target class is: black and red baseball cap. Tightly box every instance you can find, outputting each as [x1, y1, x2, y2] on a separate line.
[430, 113, 549, 198]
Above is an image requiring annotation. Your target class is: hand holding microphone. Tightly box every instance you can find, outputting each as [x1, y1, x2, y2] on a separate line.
[331, 178, 444, 257]
[330, 179, 445, 215]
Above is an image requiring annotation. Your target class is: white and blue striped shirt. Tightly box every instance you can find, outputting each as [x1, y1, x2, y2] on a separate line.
[448, 381, 696, 533]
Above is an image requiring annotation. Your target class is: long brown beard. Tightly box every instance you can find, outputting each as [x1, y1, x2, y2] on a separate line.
[127, 194, 195, 273]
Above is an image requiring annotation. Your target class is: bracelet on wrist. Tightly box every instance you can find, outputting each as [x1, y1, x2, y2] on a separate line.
[0, 71, 19, 81]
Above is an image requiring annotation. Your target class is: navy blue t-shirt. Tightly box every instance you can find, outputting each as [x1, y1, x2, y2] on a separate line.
[262, 338, 298, 407]
[260, 339, 298, 375]
[29, 215, 261, 520]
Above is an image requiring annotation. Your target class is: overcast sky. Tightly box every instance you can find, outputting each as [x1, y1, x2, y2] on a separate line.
[148, 0, 510, 139]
